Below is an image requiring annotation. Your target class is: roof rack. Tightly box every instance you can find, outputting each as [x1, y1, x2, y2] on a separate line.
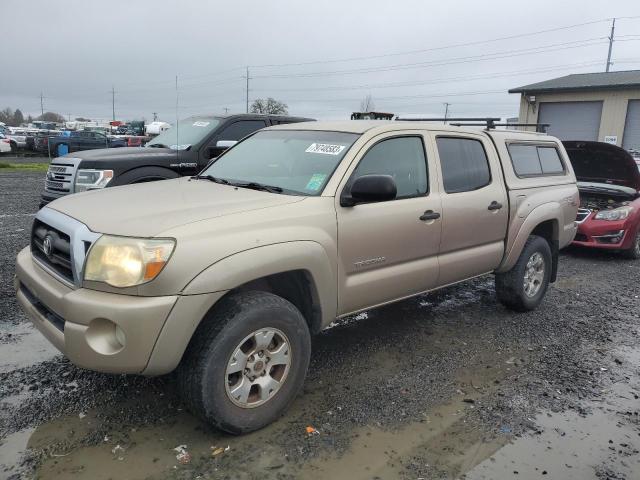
[395, 117, 501, 128]
[394, 117, 550, 133]
[449, 122, 550, 133]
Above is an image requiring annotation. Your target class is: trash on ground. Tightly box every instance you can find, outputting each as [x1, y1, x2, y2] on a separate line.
[174, 444, 192, 464]
[306, 425, 320, 435]
[211, 445, 230, 457]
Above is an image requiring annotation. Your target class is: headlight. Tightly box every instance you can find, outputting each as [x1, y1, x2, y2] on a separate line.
[594, 206, 633, 221]
[75, 169, 114, 192]
[84, 236, 175, 287]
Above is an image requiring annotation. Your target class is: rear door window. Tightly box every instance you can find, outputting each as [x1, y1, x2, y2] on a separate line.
[436, 137, 491, 193]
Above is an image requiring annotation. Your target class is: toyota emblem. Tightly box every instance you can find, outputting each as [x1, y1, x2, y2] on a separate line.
[43, 235, 53, 256]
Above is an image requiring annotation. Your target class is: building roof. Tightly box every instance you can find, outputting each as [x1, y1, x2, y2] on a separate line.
[509, 69, 640, 94]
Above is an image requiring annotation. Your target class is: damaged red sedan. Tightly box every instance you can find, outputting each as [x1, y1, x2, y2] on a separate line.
[563, 141, 640, 259]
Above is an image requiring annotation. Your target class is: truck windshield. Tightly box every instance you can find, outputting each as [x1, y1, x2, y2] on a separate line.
[201, 130, 360, 195]
[147, 117, 221, 150]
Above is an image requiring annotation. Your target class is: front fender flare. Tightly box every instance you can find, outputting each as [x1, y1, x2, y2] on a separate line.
[183, 241, 337, 327]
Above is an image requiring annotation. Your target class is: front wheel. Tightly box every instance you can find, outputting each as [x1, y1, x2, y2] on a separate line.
[622, 229, 640, 260]
[495, 235, 552, 312]
[178, 291, 311, 434]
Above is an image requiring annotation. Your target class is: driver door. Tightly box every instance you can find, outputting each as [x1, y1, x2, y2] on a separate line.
[335, 132, 442, 315]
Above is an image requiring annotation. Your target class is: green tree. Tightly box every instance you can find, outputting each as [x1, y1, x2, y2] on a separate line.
[250, 97, 288, 115]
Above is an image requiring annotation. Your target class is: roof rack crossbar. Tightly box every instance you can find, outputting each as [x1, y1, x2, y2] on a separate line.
[395, 117, 501, 129]
[447, 122, 550, 133]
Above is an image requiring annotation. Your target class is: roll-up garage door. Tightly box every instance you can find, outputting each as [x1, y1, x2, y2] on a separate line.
[622, 100, 640, 151]
[538, 101, 603, 141]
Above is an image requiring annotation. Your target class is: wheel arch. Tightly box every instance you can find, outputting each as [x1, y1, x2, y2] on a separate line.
[143, 241, 336, 375]
[498, 203, 560, 280]
[112, 166, 180, 186]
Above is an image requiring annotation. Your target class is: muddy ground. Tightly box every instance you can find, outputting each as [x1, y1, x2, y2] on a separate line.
[1, 171, 639, 480]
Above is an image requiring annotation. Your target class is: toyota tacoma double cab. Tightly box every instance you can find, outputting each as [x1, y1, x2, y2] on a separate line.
[41, 113, 313, 207]
[16, 121, 578, 433]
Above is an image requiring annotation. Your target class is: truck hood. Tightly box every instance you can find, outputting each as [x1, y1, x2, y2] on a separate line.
[563, 141, 640, 192]
[68, 146, 177, 163]
[46, 177, 306, 237]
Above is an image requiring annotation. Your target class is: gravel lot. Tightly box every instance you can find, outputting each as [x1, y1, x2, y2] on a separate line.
[0, 171, 639, 479]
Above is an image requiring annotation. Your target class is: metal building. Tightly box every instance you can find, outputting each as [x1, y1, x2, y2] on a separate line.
[510, 70, 640, 151]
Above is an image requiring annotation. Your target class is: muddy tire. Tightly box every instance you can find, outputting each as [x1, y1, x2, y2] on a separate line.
[495, 235, 552, 312]
[178, 291, 311, 434]
[622, 229, 640, 260]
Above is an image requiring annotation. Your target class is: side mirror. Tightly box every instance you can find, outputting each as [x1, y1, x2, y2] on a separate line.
[341, 174, 397, 207]
[216, 140, 237, 148]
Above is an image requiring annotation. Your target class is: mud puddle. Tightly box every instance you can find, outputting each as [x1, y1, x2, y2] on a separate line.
[0, 322, 58, 374]
[466, 345, 640, 480]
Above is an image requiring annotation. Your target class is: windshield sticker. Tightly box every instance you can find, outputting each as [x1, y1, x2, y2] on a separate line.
[306, 173, 327, 191]
[169, 144, 191, 150]
[305, 143, 346, 155]
[192, 121, 210, 127]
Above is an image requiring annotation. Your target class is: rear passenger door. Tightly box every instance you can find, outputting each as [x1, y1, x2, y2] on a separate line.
[431, 133, 508, 285]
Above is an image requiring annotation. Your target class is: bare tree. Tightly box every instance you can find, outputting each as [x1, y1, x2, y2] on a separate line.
[360, 94, 375, 112]
[37, 112, 66, 123]
[250, 97, 288, 115]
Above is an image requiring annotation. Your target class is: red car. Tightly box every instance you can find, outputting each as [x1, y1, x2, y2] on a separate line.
[563, 141, 640, 259]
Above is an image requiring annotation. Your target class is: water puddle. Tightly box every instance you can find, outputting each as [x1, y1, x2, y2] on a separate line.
[0, 322, 58, 373]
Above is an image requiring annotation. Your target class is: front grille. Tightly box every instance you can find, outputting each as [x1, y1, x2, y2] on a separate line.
[19, 283, 65, 332]
[44, 160, 77, 194]
[31, 219, 74, 283]
[575, 208, 591, 223]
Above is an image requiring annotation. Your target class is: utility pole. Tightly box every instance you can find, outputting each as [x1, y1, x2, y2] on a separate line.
[152, 112, 158, 122]
[245, 67, 250, 113]
[111, 85, 116, 122]
[40, 92, 44, 116]
[606, 18, 616, 72]
[443, 102, 451, 124]
[223, 107, 229, 114]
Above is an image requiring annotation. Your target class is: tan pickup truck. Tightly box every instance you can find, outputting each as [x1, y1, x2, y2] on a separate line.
[15, 121, 578, 433]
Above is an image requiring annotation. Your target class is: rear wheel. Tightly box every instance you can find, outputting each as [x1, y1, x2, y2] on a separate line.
[495, 235, 552, 312]
[178, 291, 311, 434]
[622, 229, 640, 260]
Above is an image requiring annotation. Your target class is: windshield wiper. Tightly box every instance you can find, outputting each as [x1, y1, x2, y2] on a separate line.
[191, 174, 230, 184]
[229, 181, 283, 193]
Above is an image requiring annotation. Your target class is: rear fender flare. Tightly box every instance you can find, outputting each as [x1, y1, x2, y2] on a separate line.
[497, 203, 560, 273]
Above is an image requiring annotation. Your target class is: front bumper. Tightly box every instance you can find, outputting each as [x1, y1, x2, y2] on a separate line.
[572, 217, 635, 250]
[15, 247, 178, 374]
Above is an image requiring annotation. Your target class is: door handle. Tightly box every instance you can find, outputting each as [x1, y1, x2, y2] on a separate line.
[488, 201, 503, 211]
[420, 210, 441, 221]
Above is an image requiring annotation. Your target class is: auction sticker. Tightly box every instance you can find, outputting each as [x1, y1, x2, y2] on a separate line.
[305, 143, 345, 155]
[192, 121, 210, 127]
[306, 173, 327, 191]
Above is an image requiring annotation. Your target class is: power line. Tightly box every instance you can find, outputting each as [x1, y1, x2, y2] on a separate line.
[254, 59, 607, 93]
[251, 38, 608, 80]
[249, 18, 614, 69]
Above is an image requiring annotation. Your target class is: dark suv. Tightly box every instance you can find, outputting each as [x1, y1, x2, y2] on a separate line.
[41, 113, 314, 206]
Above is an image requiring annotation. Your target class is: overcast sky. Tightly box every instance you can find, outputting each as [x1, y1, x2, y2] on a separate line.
[1, 0, 639, 123]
